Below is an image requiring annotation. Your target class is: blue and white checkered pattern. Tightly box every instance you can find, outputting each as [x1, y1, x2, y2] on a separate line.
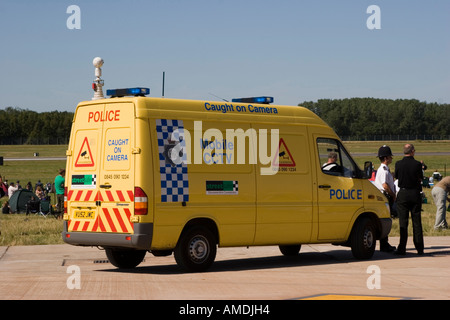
[156, 119, 189, 203]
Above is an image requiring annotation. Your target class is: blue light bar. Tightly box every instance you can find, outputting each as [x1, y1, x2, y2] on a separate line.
[106, 87, 150, 97]
[232, 96, 274, 104]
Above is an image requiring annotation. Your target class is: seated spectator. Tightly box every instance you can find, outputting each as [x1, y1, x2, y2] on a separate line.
[35, 186, 46, 200]
[2, 200, 10, 214]
[35, 180, 43, 190]
[26, 196, 40, 215]
[26, 181, 33, 192]
[45, 182, 52, 195]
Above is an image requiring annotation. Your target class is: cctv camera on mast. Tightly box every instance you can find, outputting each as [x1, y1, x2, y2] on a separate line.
[92, 57, 105, 100]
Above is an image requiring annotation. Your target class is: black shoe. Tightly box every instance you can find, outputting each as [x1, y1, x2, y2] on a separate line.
[380, 244, 396, 252]
[417, 250, 424, 255]
[394, 249, 406, 255]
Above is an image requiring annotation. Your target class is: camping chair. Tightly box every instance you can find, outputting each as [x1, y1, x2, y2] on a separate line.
[26, 199, 40, 215]
[422, 177, 430, 188]
[38, 198, 53, 218]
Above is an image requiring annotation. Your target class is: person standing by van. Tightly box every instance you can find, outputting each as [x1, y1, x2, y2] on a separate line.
[374, 145, 396, 252]
[55, 169, 65, 218]
[431, 176, 450, 230]
[394, 144, 424, 255]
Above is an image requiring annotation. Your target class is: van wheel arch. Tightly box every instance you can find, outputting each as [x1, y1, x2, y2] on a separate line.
[340, 213, 381, 248]
[174, 219, 219, 272]
[351, 212, 382, 239]
[181, 218, 220, 245]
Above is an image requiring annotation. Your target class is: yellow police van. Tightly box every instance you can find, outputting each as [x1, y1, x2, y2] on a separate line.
[63, 85, 391, 272]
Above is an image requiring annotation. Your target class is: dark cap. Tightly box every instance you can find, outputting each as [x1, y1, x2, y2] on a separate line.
[377, 145, 393, 158]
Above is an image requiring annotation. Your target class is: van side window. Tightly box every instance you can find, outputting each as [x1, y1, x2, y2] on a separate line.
[317, 138, 356, 178]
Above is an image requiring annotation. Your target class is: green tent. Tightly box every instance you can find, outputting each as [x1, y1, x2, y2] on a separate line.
[9, 189, 39, 213]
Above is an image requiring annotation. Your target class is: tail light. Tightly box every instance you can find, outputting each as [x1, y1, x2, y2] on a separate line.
[64, 186, 68, 214]
[134, 187, 148, 215]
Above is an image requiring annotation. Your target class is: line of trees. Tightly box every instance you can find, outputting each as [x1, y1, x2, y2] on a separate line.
[300, 98, 450, 139]
[0, 107, 73, 145]
[1, 98, 449, 144]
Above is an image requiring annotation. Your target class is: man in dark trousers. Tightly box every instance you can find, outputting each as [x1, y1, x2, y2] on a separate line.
[394, 144, 424, 255]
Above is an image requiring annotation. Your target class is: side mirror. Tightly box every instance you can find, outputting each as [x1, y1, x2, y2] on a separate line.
[364, 161, 373, 179]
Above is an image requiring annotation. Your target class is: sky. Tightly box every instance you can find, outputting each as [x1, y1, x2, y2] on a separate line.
[0, 0, 449, 112]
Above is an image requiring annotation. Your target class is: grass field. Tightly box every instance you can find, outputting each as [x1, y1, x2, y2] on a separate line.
[0, 142, 449, 246]
[0, 145, 66, 185]
[343, 140, 450, 154]
[345, 140, 450, 175]
[0, 145, 67, 245]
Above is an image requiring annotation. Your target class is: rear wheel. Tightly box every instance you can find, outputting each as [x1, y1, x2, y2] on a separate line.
[279, 245, 301, 256]
[350, 217, 376, 260]
[174, 226, 217, 272]
[105, 248, 146, 269]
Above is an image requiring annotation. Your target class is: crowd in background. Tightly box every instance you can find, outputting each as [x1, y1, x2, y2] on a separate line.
[0, 174, 60, 215]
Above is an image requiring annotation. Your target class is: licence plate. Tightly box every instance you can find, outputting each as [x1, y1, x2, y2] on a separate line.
[73, 210, 95, 219]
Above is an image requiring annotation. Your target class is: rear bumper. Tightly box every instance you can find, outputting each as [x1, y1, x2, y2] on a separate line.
[62, 222, 153, 250]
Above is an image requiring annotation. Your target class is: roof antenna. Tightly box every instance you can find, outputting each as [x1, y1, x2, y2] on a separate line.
[162, 71, 165, 97]
[92, 57, 105, 100]
[208, 93, 229, 102]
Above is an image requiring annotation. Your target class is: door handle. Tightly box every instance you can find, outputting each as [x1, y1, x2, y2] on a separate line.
[100, 184, 112, 189]
[318, 184, 331, 189]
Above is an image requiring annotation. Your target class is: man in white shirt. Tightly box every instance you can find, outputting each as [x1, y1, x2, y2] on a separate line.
[374, 145, 396, 252]
[8, 182, 18, 198]
[375, 146, 397, 203]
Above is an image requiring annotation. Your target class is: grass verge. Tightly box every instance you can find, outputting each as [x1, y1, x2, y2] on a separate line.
[0, 214, 65, 246]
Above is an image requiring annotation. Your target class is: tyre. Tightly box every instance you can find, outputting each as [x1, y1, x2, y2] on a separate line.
[151, 250, 172, 257]
[279, 245, 301, 256]
[174, 226, 217, 272]
[105, 248, 146, 269]
[350, 217, 376, 260]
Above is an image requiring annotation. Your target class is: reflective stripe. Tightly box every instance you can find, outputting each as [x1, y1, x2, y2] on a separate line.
[67, 189, 135, 233]
[67, 189, 134, 202]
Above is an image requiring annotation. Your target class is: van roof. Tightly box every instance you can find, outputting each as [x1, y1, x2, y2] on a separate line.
[76, 96, 329, 127]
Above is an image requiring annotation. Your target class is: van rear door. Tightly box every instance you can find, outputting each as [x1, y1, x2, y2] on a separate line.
[67, 103, 104, 233]
[97, 102, 135, 233]
[67, 102, 135, 235]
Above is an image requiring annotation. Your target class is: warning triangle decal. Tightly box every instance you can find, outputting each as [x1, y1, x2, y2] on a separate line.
[75, 137, 95, 167]
[273, 138, 296, 167]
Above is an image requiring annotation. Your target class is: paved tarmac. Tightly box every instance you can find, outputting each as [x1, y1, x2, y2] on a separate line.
[0, 236, 449, 300]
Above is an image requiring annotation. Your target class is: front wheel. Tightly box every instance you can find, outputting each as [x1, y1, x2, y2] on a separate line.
[174, 226, 217, 272]
[105, 248, 146, 269]
[350, 217, 376, 260]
